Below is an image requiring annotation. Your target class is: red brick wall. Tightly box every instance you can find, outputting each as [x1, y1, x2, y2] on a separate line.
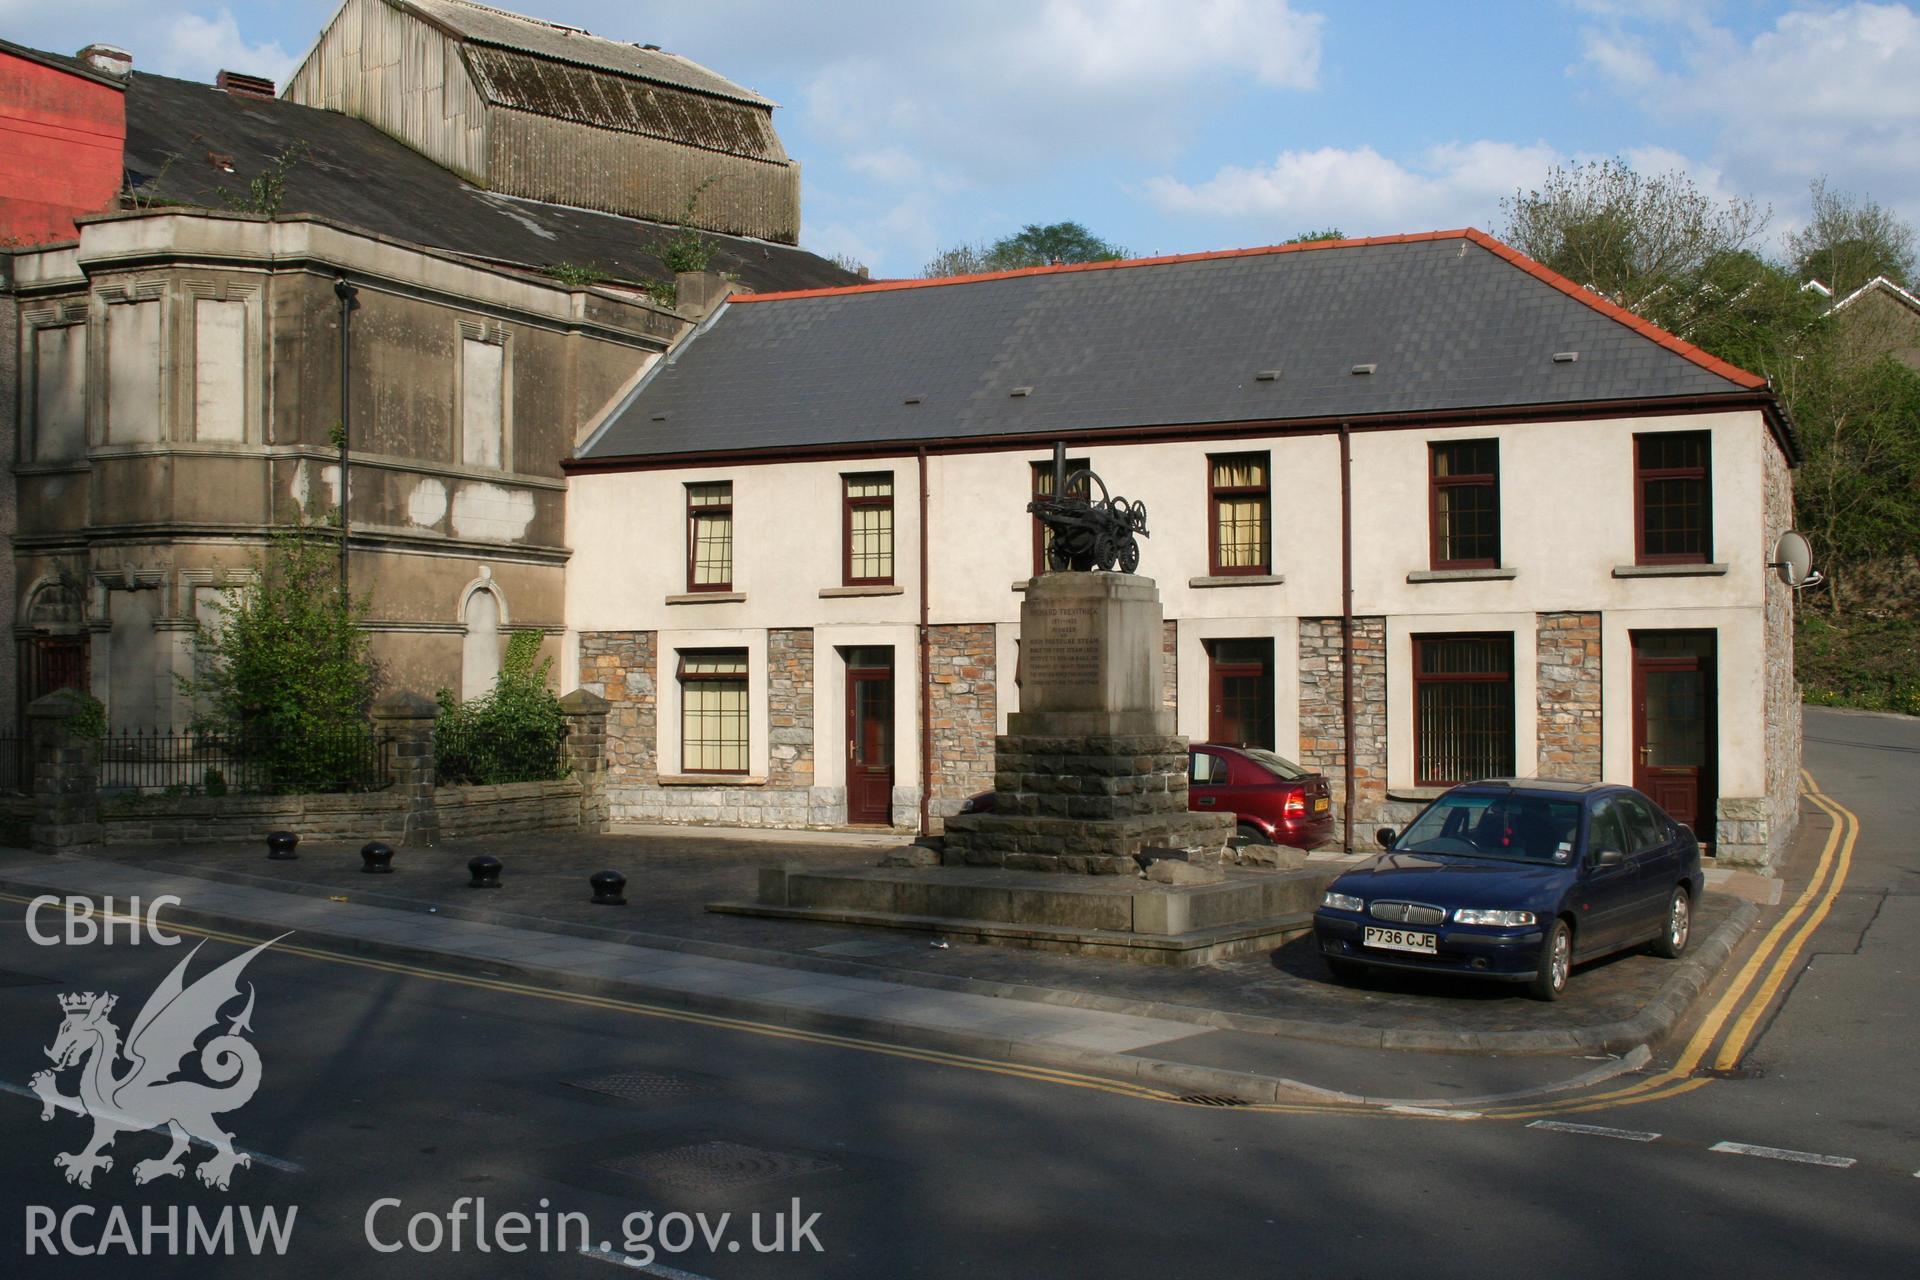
[0, 53, 125, 245]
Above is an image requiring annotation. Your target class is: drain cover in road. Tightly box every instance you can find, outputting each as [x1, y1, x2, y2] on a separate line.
[567, 1069, 714, 1102]
[600, 1140, 839, 1191]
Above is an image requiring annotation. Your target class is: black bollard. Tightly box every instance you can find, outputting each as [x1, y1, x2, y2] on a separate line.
[266, 831, 299, 861]
[360, 841, 395, 874]
[590, 870, 627, 906]
[468, 855, 502, 889]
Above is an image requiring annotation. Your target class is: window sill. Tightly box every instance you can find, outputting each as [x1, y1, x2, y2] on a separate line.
[1405, 567, 1517, 583]
[665, 592, 746, 605]
[656, 774, 768, 787]
[819, 584, 905, 598]
[1387, 786, 1450, 802]
[1189, 573, 1285, 588]
[1612, 562, 1729, 578]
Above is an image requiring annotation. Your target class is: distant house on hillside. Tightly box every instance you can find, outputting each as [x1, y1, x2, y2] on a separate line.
[1805, 275, 1920, 372]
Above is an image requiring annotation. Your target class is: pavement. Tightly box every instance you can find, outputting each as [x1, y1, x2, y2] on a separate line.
[0, 812, 1775, 1107]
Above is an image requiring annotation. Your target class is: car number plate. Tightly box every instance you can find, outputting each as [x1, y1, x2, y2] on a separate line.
[1312, 797, 1329, 814]
[1364, 926, 1436, 954]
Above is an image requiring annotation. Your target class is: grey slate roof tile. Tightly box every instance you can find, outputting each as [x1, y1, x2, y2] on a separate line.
[583, 233, 1761, 462]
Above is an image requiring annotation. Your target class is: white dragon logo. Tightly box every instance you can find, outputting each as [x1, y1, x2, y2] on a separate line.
[29, 935, 284, 1191]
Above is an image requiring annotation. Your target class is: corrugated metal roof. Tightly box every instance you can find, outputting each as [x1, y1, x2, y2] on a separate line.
[581, 233, 1776, 462]
[464, 45, 784, 161]
[398, 0, 774, 106]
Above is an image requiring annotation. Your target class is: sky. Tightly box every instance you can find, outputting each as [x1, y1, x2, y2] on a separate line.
[4, 0, 1919, 276]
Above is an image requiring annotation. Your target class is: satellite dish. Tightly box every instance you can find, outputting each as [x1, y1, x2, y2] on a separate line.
[1769, 530, 1822, 589]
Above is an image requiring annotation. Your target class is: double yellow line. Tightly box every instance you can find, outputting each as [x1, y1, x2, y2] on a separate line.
[1485, 769, 1860, 1120]
[0, 772, 1861, 1119]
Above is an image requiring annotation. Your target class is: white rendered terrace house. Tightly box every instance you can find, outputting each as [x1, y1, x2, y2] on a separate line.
[562, 230, 1804, 869]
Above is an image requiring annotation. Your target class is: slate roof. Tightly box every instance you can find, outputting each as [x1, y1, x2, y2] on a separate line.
[398, 0, 774, 106]
[578, 230, 1784, 464]
[114, 67, 853, 294]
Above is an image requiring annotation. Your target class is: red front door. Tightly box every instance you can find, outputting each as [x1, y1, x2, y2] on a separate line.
[1206, 639, 1274, 748]
[846, 654, 894, 826]
[1632, 631, 1717, 841]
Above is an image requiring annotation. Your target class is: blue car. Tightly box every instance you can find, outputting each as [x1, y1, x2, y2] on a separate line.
[1311, 779, 1704, 1001]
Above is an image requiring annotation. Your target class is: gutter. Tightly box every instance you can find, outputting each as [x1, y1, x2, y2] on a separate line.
[1338, 421, 1356, 853]
[918, 447, 932, 837]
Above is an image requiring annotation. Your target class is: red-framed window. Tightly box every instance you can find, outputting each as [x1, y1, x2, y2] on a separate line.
[1635, 432, 1711, 564]
[686, 481, 733, 591]
[842, 473, 894, 585]
[1208, 452, 1270, 575]
[1413, 634, 1514, 785]
[678, 649, 748, 774]
[1030, 456, 1089, 574]
[1429, 440, 1499, 569]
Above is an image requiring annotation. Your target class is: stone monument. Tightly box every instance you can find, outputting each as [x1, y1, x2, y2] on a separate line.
[940, 447, 1235, 873]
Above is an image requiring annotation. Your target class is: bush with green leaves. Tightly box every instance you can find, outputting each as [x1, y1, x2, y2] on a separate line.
[435, 632, 570, 785]
[182, 526, 381, 793]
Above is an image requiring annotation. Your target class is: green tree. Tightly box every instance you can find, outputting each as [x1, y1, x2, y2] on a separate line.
[922, 221, 1127, 278]
[183, 526, 380, 792]
[1282, 227, 1345, 244]
[1499, 159, 1768, 330]
[1788, 178, 1916, 296]
[435, 632, 569, 784]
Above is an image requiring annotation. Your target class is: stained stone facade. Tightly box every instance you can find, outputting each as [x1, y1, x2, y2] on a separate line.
[1297, 617, 1388, 829]
[1537, 612, 1604, 780]
[1733, 440, 1804, 868]
[927, 624, 996, 825]
[768, 628, 814, 789]
[1162, 620, 1178, 713]
[578, 631, 657, 784]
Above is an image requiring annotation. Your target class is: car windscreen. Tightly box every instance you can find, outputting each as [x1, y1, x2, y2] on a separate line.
[1240, 748, 1311, 780]
[1396, 792, 1583, 864]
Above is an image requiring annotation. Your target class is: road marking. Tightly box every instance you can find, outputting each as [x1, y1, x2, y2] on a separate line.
[1384, 1106, 1482, 1119]
[0, 1079, 305, 1172]
[1492, 771, 1862, 1121]
[1528, 1120, 1661, 1142]
[1710, 1141, 1857, 1169]
[579, 1246, 717, 1278]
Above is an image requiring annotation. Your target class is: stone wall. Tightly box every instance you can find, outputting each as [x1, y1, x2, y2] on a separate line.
[579, 631, 657, 787]
[1723, 439, 1803, 869]
[1297, 616, 1387, 840]
[768, 628, 814, 789]
[927, 624, 996, 827]
[1537, 612, 1603, 781]
[1162, 620, 1178, 715]
[101, 791, 409, 844]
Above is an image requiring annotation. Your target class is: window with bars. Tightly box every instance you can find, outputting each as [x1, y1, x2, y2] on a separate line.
[1031, 456, 1090, 574]
[1209, 453, 1271, 575]
[842, 473, 894, 585]
[679, 650, 748, 773]
[1413, 635, 1514, 785]
[686, 482, 734, 591]
[1429, 440, 1499, 569]
[1636, 432, 1711, 563]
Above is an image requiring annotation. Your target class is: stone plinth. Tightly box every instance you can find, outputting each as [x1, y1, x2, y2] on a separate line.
[942, 573, 1233, 872]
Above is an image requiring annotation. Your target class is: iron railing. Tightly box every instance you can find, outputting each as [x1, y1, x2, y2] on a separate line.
[95, 725, 393, 796]
[434, 718, 568, 787]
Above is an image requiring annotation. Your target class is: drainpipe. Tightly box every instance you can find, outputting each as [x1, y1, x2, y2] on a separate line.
[917, 447, 932, 837]
[333, 275, 357, 597]
[1339, 421, 1356, 853]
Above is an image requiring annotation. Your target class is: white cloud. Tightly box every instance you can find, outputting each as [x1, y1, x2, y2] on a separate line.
[156, 9, 297, 86]
[1144, 139, 1561, 236]
[1576, 3, 1920, 232]
[1033, 0, 1322, 90]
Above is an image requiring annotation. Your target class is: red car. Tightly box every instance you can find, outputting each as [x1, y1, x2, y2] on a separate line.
[957, 743, 1335, 850]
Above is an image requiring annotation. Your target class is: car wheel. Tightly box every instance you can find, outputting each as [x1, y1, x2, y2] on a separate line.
[1528, 919, 1573, 1002]
[1236, 822, 1267, 845]
[1650, 886, 1692, 959]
